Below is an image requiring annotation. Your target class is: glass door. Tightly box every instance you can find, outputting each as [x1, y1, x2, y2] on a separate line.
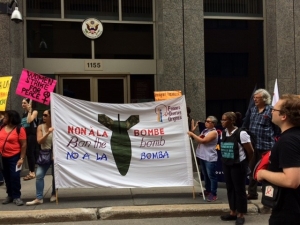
[58, 75, 128, 103]
[96, 78, 127, 103]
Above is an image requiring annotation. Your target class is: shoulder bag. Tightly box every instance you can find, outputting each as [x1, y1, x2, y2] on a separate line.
[261, 180, 282, 209]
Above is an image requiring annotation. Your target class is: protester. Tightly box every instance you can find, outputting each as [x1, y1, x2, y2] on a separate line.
[242, 89, 277, 200]
[257, 94, 300, 225]
[26, 109, 56, 205]
[188, 116, 218, 202]
[0, 110, 26, 206]
[235, 112, 243, 128]
[21, 98, 39, 181]
[220, 112, 254, 225]
[187, 106, 198, 132]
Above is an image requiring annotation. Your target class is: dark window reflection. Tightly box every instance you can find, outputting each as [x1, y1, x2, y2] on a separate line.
[130, 75, 154, 103]
[204, 19, 264, 120]
[27, 21, 91, 58]
[64, 0, 118, 20]
[122, 0, 153, 21]
[98, 79, 124, 103]
[95, 24, 153, 59]
[26, 0, 61, 18]
[63, 79, 91, 101]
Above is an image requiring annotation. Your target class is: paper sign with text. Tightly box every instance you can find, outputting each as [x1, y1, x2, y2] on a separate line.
[0, 76, 12, 111]
[154, 90, 182, 101]
[16, 69, 57, 105]
[51, 92, 193, 189]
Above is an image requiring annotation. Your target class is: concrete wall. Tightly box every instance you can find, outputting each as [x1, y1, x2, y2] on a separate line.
[156, 0, 205, 122]
[0, 0, 24, 112]
[265, 0, 300, 95]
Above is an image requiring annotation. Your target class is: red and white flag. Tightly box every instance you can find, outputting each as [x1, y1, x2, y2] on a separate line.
[272, 79, 279, 106]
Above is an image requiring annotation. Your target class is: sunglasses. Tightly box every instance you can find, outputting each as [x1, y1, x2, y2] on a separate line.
[43, 114, 49, 117]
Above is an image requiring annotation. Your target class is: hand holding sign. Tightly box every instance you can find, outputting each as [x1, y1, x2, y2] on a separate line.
[16, 69, 57, 105]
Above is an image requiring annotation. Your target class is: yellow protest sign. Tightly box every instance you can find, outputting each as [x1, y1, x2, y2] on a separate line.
[154, 90, 182, 101]
[0, 76, 12, 111]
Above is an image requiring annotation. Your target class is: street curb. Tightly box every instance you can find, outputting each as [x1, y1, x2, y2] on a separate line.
[99, 204, 259, 220]
[0, 208, 98, 224]
[0, 204, 262, 224]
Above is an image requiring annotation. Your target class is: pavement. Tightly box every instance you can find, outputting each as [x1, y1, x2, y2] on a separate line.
[0, 172, 269, 224]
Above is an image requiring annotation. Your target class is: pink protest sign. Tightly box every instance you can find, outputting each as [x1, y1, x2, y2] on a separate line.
[16, 69, 57, 105]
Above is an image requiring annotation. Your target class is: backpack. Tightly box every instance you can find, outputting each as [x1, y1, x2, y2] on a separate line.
[221, 127, 256, 164]
[235, 127, 256, 161]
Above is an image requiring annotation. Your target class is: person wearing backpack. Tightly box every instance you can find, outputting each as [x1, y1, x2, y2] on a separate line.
[220, 112, 254, 225]
[0, 110, 27, 206]
[21, 98, 39, 181]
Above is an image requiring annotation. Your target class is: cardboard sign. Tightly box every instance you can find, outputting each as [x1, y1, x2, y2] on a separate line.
[154, 90, 182, 101]
[0, 76, 12, 111]
[16, 69, 57, 105]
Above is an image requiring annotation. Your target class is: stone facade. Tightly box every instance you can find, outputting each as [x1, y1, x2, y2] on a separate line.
[0, 0, 24, 113]
[156, 0, 205, 123]
[1, 0, 300, 122]
[265, 0, 300, 96]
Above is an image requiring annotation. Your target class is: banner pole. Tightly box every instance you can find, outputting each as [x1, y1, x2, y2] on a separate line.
[190, 138, 205, 200]
[56, 189, 58, 205]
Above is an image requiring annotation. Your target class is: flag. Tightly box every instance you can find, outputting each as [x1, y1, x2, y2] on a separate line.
[242, 84, 257, 128]
[272, 79, 279, 106]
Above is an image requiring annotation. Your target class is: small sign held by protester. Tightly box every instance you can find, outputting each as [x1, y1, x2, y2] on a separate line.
[16, 69, 57, 105]
[154, 90, 182, 101]
[0, 76, 12, 111]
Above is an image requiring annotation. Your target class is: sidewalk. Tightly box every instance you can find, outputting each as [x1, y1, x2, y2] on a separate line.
[0, 173, 267, 224]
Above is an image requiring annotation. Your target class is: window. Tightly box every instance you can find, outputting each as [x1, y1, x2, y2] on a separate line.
[64, 0, 119, 20]
[122, 0, 153, 21]
[205, 53, 248, 77]
[95, 24, 154, 59]
[27, 21, 91, 58]
[26, 0, 61, 18]
[130, 75, 154, 103]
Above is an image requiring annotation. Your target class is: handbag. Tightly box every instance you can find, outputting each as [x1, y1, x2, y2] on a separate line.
[36, 149, 52, 165]
[261, 180, 282, 209]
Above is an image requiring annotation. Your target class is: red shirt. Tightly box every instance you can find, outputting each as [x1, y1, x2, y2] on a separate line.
[0, 126, 26, 157]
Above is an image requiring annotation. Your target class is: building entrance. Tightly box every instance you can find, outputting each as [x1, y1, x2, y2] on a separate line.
[57, 74, 128, 103]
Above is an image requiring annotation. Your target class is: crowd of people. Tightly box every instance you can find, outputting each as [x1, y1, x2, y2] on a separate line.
[187, 89, 300, 225]
[0, 98, 55, 206]
[1, 91, 300, 225]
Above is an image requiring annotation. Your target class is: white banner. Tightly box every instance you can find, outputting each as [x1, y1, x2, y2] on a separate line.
[51, 93, 193, 188]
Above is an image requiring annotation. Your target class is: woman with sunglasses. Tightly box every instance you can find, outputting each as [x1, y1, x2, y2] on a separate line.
[26, 109, 56, 206]
[188, 116, 219, 202]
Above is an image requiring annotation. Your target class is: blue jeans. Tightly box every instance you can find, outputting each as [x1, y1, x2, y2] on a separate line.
[199, 158, 218, 196]
[2, 154, 21, 199]
[36, 162, 55, 200]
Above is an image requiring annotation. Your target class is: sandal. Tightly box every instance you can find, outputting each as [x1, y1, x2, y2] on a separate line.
[23, 174, 36, 181]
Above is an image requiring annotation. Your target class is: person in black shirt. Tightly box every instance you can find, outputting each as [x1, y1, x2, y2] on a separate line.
[21, 98, 39, 181]
[257, 94, 300, 225]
